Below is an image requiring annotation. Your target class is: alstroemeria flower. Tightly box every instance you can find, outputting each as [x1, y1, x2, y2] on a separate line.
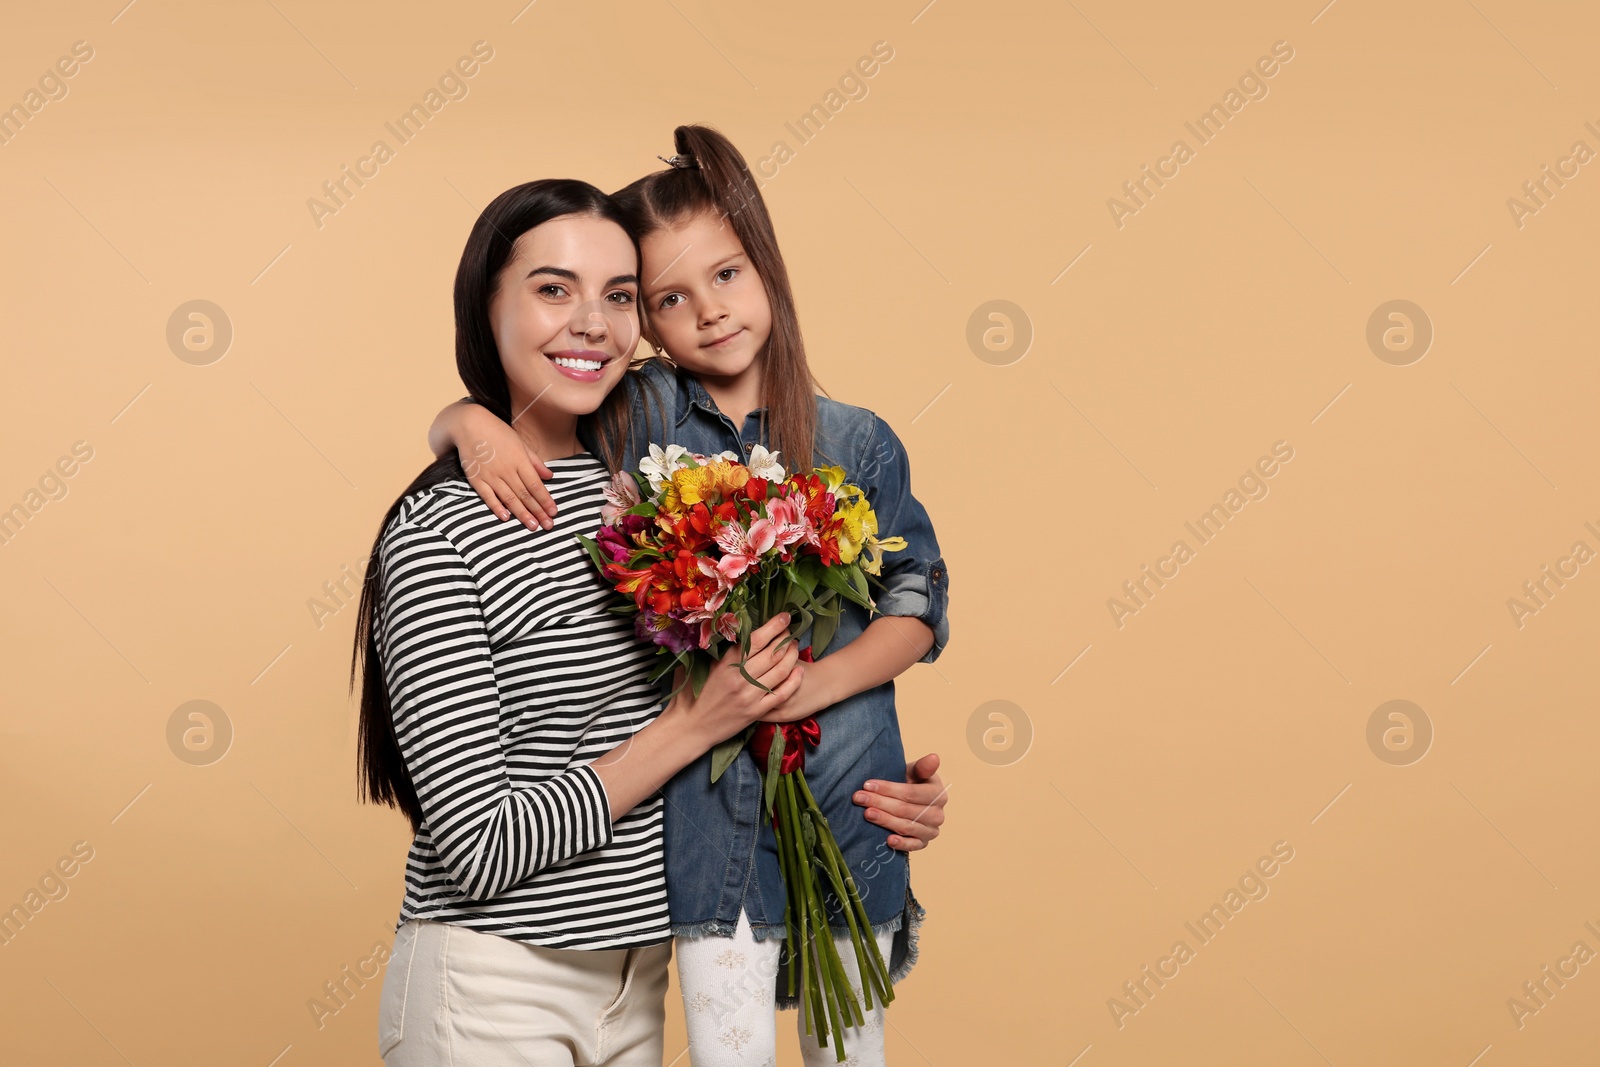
[639, 443, 690, 493]
[713, 518, 778, 582]
[601, 470, 641, 525]
[764, 495, 812, 552]
[746, 444, 785, 482]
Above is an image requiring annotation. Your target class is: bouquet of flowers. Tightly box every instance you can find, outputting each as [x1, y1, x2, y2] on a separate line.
[577, 442, 906, 1059]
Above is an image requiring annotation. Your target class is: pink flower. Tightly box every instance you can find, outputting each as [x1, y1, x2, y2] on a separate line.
[601, 470, 641, 525]
[714, 519, 777, 582]
[698, 611, 742, 649]
[764, 495, 813, 551]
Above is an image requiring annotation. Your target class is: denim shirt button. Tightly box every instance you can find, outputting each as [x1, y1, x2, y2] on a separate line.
[932, 565, 943, 580]
[743, 442, 754, 453]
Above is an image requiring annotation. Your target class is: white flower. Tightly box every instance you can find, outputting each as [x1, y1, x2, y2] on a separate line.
[639, 443, 690, 493]
[746, 444, 785, 481]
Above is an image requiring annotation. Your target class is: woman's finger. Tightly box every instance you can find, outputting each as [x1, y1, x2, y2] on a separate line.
[885, 833, 928, 853]
[758, 664, 805, 711]
[858, 791, 946, 829]
[863, 804, 938, 843]
[751, 635, 800, 689]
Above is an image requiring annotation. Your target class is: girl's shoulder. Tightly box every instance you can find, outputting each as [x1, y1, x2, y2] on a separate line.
[814, 395, 903, 468]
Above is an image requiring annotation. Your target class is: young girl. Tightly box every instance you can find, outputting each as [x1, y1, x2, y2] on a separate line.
[427, 127, 950, 1065]
[359, 175, 949, 1066]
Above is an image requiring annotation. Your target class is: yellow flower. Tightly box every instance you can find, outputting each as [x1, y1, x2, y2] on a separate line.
[673, 459, 749, 506]
[834, 498, 876, 564]
[861, 535, 907, 576]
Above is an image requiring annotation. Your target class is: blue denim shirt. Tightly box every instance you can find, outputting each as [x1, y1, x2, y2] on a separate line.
[582, 359, 949, 1000]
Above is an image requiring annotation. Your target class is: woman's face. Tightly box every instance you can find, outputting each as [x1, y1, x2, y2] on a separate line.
[487, 213, 640, 419]
[640, 210, 773, 381]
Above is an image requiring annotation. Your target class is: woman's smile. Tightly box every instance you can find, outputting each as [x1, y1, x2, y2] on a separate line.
[546, 348, 613, 381]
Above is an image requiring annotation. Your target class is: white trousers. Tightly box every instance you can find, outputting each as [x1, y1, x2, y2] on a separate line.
[674, 908, 895, 1067]
[377, 918, 673, 1066]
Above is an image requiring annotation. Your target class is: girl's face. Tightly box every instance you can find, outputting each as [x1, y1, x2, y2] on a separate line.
[487, 213, 639, 419]
[640, 210, 773, 380]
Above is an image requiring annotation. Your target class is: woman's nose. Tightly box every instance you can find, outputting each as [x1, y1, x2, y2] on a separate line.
[574, 309, 608, 342]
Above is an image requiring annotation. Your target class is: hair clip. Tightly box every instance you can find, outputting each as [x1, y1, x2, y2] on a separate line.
[657, 153, 698, 169]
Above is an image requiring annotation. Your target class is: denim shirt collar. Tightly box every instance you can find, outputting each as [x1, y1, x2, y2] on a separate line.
[674, 365, 713, 428]
[670, 362, 767, 431]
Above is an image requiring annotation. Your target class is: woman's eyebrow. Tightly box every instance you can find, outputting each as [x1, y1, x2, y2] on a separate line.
[524, 266, 638, 288]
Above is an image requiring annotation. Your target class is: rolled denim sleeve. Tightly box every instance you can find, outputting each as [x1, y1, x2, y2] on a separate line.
[856, 413, 950, 663]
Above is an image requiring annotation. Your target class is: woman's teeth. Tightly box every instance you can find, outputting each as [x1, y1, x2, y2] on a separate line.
[552, 355, 604, 371]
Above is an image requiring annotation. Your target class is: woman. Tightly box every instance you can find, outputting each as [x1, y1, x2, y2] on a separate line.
[354, 178, 948, 1065]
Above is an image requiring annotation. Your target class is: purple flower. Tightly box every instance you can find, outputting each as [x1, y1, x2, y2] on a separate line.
[596, 525, 632, 564]
[635, 610, 695, 654]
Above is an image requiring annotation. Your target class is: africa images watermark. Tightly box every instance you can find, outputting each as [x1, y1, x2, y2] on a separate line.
[306, 41, 495, 229]
[1108, 840, 1296, 1029]
[746, 39, 895, 188]
[1504, 919, 1600, 1031]
[1504, 519, 1600, 629]
[1505, 119, 1600, 230]
[0, 40, 95, 149]
[1106, 39, 1296, 229]
[1107, 441, 1296, 629]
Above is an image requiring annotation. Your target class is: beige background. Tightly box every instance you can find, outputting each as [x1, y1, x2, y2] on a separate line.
[2, 1, 1597, 1063]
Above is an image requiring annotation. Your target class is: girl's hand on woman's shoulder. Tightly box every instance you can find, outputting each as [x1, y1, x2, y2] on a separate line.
[430, 400, 558, 530]
[854, 752, 948, 852]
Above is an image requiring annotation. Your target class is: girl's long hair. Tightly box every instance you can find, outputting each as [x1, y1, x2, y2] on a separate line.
[613, 124, 821, 472]
[354, 178, 640, 833]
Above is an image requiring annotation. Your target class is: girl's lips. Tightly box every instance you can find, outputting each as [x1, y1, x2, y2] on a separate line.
[546, 351, 610, 383]
[702, 328, 744, 350]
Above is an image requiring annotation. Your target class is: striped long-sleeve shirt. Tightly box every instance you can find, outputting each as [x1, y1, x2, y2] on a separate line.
[374, 452, 670, 949]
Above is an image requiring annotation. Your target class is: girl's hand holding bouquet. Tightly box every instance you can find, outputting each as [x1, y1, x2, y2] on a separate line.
[577, 442, 907, 1060]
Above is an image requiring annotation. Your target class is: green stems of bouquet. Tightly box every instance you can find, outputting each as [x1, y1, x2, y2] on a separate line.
[772, 769, 895, 1060]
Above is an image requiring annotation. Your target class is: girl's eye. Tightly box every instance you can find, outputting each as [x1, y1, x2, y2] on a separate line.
[658, 293, 683, 310]
[717, 267, 738, 282]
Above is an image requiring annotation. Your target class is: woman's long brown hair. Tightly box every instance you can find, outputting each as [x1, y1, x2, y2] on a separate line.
[612, 124, 821, 472]
[354, 179, 639, 832]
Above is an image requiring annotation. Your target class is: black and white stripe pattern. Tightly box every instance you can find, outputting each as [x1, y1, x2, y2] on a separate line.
[374, 453, 670, 949]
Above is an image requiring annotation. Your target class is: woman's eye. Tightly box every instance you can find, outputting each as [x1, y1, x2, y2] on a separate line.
[537, 284, 567, 298]
[606, 291, 634, 305]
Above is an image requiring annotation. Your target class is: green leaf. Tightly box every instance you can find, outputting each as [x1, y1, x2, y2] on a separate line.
[847, 564, 870, 603]
[787, 560, 821, 598]
[709, 726, 753, 783]
[737, 655, 775, 694]
[819, 563, 872, 610]
[574, 532, 605, 572]
[811, 605, 840, 657]
[764, 730, 786, 813]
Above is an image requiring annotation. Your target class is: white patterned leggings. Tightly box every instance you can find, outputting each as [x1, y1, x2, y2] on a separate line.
[674, 908, 895, 1067]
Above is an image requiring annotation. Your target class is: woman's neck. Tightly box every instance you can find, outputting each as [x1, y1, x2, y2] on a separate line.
[508, 388, 583, 459]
